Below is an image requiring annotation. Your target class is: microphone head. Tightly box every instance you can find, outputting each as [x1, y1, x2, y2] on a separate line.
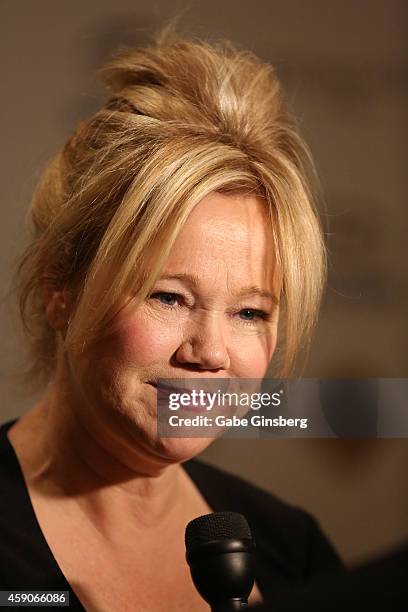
[185, 512, 252, 551]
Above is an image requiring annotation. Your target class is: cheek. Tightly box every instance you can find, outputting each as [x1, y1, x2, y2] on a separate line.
[238, 349, 274, 378]
[246, 353, 270, 377]
[231, 330, 278, 378]
[110, 313, 180, 365]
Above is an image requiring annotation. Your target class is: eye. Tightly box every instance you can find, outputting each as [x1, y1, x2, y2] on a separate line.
[149, 292, 181, 308]
[237, 308, 270, 324]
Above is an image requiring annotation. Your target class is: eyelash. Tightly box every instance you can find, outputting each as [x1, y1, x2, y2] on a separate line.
[148, 292, 271, 325]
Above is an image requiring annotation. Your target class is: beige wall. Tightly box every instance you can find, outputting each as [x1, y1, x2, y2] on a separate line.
[1, 0, 407, 563]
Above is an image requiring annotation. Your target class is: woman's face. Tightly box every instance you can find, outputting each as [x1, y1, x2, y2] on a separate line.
[65, 192, 280, 465]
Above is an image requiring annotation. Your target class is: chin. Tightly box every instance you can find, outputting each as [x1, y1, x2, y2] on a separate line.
[153, 436, 215, 464]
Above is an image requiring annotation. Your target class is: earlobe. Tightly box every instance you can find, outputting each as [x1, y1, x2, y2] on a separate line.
[43, 287, 70, 331]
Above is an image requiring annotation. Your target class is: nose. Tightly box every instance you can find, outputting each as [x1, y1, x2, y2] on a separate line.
[174, 312, 231, 371]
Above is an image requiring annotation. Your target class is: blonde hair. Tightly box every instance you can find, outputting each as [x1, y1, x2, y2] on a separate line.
[12, 31, 326, 393]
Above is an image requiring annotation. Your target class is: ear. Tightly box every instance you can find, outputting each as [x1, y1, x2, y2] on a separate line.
[42, 285, 71, 331]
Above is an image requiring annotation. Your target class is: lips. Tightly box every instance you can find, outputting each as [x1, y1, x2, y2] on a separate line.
[148, 381, 197, 395]
[148, 382, 205, 414]
[148, 379, 235, 393]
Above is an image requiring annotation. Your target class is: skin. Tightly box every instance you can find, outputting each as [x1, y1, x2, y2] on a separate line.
[9, 191, 280, 545]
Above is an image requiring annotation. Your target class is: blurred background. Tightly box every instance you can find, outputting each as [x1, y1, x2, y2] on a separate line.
[1, 0, 407, 564]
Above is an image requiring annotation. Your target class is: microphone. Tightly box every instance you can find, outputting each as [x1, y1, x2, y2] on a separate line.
[185, 511, 256, 611]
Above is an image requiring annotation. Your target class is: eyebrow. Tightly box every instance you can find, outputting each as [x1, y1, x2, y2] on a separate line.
[157, 274, 279, 305]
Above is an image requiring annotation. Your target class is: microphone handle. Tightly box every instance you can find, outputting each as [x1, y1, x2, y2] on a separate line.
[211, 599, 248, 611]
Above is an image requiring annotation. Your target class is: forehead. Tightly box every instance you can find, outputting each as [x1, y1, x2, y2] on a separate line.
[185, 190, 269, 226]
[161, 191, 276, 290]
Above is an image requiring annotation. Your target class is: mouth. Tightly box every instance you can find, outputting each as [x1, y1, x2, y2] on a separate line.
[147, 381, 211, 412]
[147, 381, 195, 395]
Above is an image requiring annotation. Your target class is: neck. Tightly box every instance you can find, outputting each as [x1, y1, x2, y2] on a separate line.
[10, 384, 190, 543]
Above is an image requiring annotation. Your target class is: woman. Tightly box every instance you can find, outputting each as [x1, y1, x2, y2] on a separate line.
[0, 31, 340, 611]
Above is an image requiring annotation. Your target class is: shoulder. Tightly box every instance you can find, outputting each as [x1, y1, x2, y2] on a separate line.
[0, 418, 39, 546]
[183, 457, 342, 580]
[0, 419, 22, 501]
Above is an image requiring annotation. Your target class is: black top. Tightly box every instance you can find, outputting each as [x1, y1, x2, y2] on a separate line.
[0, 418, 342, 610]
